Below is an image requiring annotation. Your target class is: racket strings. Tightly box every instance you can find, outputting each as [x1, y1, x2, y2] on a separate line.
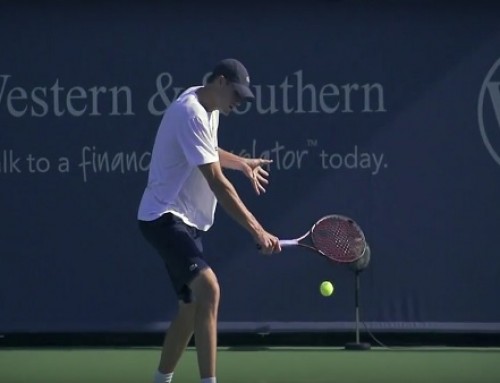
[311, 218, 365, 262]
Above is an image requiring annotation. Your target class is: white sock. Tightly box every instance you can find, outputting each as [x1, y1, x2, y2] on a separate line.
[154, 370, 173, 383]
[201, 378, 216, 383]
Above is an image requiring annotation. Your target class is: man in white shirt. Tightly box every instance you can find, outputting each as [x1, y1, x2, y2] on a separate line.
[138, 58, 281, 383]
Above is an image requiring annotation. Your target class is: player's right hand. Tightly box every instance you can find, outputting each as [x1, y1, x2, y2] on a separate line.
[255, 230, 281, 255]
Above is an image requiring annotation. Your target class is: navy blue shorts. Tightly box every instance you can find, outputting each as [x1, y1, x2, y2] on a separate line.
[138, 213, 209, 303]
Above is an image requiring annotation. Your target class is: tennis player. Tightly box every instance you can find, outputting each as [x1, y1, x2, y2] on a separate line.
[138, 58, 281, 383]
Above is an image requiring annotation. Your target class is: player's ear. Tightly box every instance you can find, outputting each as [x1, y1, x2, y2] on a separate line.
[218, 75, 232, 89]
[216, 75, 225, 87]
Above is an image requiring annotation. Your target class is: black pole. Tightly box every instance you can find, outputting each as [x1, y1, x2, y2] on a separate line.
[345, 270, 371, 350]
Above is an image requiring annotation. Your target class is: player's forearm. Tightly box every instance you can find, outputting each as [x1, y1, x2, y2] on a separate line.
[218, 148, 246, 171]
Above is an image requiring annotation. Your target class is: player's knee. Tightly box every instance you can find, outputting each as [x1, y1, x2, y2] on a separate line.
[190, 268, 220, 306]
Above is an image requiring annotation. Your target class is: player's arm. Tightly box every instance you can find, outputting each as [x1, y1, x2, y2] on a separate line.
[218, 148, 247, 170]
[198, 161, 280, 253]
[218, 148, 272, 195]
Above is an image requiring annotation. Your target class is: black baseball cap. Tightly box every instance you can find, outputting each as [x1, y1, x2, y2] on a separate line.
[210, 58, 255, 100]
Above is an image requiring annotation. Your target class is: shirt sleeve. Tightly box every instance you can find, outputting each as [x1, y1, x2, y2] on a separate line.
[177, 116, 219, 166]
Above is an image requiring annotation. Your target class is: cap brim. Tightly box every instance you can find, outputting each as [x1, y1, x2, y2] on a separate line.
[233, 83, 255, 100]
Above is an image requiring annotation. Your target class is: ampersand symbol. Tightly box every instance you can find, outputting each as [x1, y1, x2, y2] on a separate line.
[148, 72, 174, 116]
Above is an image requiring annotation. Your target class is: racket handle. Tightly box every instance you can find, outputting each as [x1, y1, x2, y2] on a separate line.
[256, 239, 297, 250]
[279, 239, 299, 247]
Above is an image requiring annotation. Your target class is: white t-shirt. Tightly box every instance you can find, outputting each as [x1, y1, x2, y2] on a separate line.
[138, 86, 220, 231]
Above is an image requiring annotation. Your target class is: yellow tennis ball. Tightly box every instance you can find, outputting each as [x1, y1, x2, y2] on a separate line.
[320, 281, 334, 297]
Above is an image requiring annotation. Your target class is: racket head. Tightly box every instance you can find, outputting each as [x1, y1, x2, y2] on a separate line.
[310, 215, 367, 263]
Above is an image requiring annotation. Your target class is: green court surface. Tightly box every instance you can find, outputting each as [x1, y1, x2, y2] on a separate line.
[1, 347, 499, 383]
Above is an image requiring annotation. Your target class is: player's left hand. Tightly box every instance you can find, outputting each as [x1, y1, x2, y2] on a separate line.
[241, 158, 273, 195]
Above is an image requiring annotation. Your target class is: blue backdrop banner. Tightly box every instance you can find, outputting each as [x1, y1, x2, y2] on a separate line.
[1, 1, 500, 333]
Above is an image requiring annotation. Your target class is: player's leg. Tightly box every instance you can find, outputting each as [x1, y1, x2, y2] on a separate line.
[189, 267, 220, 381]
[139, 213, 211, 382]
[157, 300, 196, 374]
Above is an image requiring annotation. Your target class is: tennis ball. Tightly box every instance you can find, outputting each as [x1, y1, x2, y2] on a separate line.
[320, 281, 334, 297]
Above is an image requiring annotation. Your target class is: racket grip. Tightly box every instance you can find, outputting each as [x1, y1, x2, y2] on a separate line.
[279, 239, 298, 247]
[256, 239, 298, 250]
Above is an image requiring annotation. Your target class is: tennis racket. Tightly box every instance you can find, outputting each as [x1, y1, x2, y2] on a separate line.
[279, 215, 367, 263]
